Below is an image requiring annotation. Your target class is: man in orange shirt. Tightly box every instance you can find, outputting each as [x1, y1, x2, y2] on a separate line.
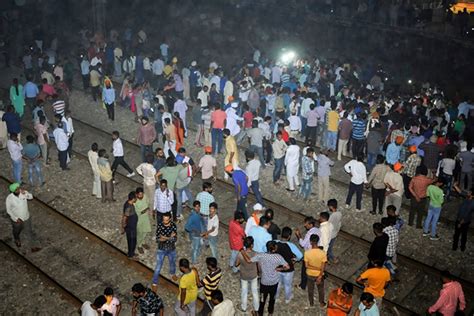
[304, 234, 327, 308]
[356, 260, 390, 304]
[327, 282, 353, 316]
[210, 104, 227, 155]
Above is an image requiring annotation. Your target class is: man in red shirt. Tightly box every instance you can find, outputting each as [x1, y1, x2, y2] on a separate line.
[408, 165, 435, 228]
[428, 270, 465, 315]
[210, 104, 227, 155]
[228, 211, 246, 273]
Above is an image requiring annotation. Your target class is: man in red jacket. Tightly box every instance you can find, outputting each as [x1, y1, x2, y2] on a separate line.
[228, 211, 246, 273]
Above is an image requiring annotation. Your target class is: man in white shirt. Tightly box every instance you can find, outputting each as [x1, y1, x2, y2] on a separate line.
[225, 102, 243, 138]
[285, 138, 300, 191]
[87, 143, 102, 199]
[111, 131, 135, 178]
[245, 151, 265, 206]
[81, 296, 106, 316]
[300, 92, 314, 134]
[288, 111, 302, 138]
[6, 183, 41, 251]
[53, 122, 69, 170]
[210, 290, 235, 316]
[197, 86, 209, 108]
[318, 212, 333, 253]
[384, 162, 404, 215]
[136, 154, 157, 211]
[245, 203, 264, 235]
[7, 133, 23, 183]
[327, 199, 341, 263]
[154, 179, 174, 223]
[344, 154, 367, 212]
[173, 97, 188, 135]
[271, 65, 282, 84]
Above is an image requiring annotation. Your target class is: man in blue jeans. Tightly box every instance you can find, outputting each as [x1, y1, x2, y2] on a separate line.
[152, 212, 178, 292]
[211, 104, 226, 155]
[423, 179, 445, 241]
[184, 201, 204, 264]
[245, 150, 265, 206]
[7, 133, 23, 183]
[225, 165, 249, 219]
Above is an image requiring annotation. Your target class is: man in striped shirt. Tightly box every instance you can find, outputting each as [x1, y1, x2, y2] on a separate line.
[199, 257, 222, 316]
[351, 113, 367, 159]
[52, 95, 66, 117]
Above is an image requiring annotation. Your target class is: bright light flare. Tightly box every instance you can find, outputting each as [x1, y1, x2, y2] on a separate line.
[280, 51, 296, 64]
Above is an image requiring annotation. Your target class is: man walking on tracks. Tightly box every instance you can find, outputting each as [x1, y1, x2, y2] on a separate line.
[6, 183, 41, 252]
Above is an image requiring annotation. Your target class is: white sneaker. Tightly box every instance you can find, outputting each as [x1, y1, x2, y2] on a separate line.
[355, 209, 363, 212]
[345, 204, 350, 209]
[127, 172, 135, 177]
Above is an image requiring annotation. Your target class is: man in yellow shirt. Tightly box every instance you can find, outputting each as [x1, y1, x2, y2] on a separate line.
[89, 67, 101, 102]
[223, 128, 239, 168]
[304, 234, 327, 308]
[356, 260, 391, 303]
[175, 258, 199, 315]
[326, 104, 339, 152]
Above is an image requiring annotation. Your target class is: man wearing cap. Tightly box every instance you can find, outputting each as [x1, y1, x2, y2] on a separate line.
[386, 137, 403, 165]
[403, 146, 421, 199]
[384, 162, 404, 214]
[197, 147, 217, 183]
[225, 165, 249, 219]
[245, 203, 264, 235]
[225, 101, 243, 141]
[6, 183, 41, 252]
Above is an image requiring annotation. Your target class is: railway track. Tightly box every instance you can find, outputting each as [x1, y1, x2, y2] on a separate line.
[1, 77, 472, 314]
[0, 239, 83, 314]
[43, 116, 474, 315]
[0, 175, 202, 314]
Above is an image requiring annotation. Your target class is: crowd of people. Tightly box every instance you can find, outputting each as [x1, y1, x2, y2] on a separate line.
[1, 23, 472, 316]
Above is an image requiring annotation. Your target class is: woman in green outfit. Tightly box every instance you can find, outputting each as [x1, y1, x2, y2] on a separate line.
[134, 187, 152, 254]
[10, 78, 25, 117]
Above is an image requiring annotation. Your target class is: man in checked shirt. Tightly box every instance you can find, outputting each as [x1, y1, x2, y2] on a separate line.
[381, 216, 399, 278]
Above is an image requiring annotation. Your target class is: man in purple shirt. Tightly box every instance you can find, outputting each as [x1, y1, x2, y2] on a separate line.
[305, 103, 319, 146]
[173, 96, 188, 136]
[295, 216, 321, 290]
[173, 71, 184, 98]
[225, 165, 249, 220]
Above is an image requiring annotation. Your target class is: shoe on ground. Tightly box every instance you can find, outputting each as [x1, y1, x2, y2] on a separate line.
[127, 172, 135, 177]
[422, 232, 430, 237]
[345, 204, 350, 209]
[355, 209, 363, 212]
[430, 235, 440, 241]
[370, 211, 376, 215]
